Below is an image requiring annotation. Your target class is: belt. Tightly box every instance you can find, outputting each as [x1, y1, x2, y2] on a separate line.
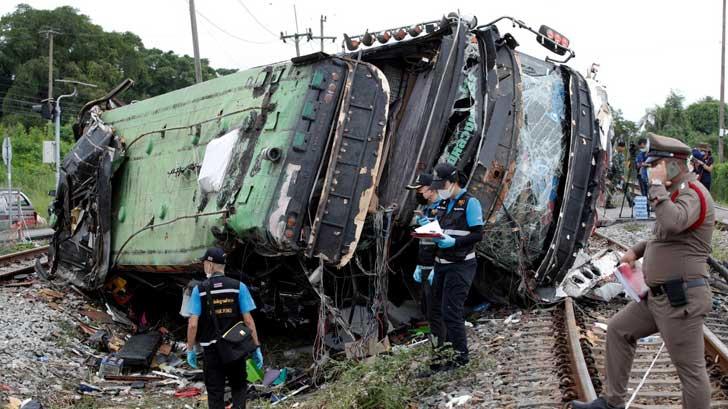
[435, 252, 475, 264]
[649, 278, 707, 297]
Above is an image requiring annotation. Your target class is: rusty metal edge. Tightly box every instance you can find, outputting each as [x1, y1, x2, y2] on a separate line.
[564, 297, 597, 401]
[704, 324, 728, 374]
[0, 245, 49, 264]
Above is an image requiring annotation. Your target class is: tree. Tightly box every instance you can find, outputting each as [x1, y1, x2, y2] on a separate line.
[686, 96, 722, 135]
[0, 4, 237, 126]
[611, 108, 638, 143]
[646, 90, 690, 138]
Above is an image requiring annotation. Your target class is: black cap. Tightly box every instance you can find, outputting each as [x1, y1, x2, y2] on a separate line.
[405, 173, 433, 190]
[430, 163, 458, 190]
[200, 247, 226, 264]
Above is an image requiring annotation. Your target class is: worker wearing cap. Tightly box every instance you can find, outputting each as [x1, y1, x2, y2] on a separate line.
[186, 247, 263, 409]
[428, 162, 483, 369]
[692, 142, 714, 191]
[405, 173, 445, 347]
[573, 133, 715, 409]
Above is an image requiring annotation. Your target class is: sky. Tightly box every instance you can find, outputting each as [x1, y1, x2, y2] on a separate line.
[1, 0, 724, 121]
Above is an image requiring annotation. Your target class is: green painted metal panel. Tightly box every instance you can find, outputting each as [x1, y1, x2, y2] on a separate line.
[103, 62, 317, 268]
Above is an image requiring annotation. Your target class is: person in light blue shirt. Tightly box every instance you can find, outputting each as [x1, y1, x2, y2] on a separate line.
[427, 163, 484, 372]
[186, 247, 261, 409]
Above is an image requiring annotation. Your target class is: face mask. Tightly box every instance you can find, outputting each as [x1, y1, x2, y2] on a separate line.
[640, 147, 648, 152]
[415, 192, 429, 205]
[438, 187, 451, 200]
[666, 161, 681, 180]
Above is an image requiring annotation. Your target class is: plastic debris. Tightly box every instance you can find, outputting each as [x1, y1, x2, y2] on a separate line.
[263, 369, 281, 387]
[446, 395, 472, 408]
[471, 303, 490, 313]
[273, 368, 287, 386]
[19, 399, 43, 409]
[247, 358, 264, 382]
[174, 386, 201, 398]
[78, 382, 102, 394]
[504, 311, 522, 325]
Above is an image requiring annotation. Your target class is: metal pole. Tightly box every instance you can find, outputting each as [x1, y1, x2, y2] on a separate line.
[54, 99, 61, 188]
[6, 138, 12, 229]
[320, 15, 325, 52]
[54, 88, 78, 189]
[293, 5, 301, 57]
[48, 32, 54, 101]
[189, 0, 203, 83]
[720, 0, 726, 162]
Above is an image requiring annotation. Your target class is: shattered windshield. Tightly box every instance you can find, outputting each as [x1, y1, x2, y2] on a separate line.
[478, 54, 567, 270]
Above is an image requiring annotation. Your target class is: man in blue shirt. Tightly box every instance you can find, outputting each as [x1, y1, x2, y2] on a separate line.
[428, 163, 484, 371]
[635, 138, 650, 205]
[186, 247, 262, 409]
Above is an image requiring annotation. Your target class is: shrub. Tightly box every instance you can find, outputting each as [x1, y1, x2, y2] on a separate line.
[713, 162, 728, 206]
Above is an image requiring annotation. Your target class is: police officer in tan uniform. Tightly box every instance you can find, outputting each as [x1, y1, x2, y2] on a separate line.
[572, 133, 715, 409]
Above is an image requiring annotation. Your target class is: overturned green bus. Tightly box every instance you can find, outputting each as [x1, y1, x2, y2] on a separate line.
[47, 14, 612, 321]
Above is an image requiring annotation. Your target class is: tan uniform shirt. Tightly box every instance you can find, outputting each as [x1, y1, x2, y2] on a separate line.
[630, 172, 714, 286]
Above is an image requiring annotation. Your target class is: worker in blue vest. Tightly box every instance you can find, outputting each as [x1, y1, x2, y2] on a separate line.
[405, 173, 444, 348]
[428, 163, 483, 370]
[186, 247, 263, 409]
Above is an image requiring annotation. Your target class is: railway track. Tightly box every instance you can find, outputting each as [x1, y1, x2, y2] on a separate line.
[0, 245, 49, 279]
[486, 299, 596, 407]
[717, 205, 728, 228]
[587, 230, 728, 407]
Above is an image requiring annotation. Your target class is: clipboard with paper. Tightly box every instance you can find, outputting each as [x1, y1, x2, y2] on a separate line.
[411, 220, 444, 239]
[614, 262, 649, 302]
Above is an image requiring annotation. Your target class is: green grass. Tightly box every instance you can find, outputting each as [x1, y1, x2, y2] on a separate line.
[262, 342, 495, 409]
[0, 122, 74, 222]
[0, 241, 36, 255]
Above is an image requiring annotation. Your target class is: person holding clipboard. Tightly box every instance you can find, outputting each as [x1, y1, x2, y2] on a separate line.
[427, 163, 484, 371]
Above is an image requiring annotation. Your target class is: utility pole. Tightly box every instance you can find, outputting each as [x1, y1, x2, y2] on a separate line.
[188, 0, 203, 83]
[39, 29, 61, 101]
[720, 0, 726, 162]
[310, 15, 336, 53]
[279, 5, 311, 57]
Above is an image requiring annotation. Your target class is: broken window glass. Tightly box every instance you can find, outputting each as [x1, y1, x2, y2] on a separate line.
[478, 58, 567, 271]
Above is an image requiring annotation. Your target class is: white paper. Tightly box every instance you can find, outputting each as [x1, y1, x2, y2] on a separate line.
[198, 128, 239, 193]
[414, 220, 443, 236]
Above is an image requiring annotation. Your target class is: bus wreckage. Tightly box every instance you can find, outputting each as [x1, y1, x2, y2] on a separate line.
[45, 14, 612, 347]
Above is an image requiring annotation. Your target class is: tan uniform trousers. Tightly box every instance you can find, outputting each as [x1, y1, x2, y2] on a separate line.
[604, 285, 713, 408]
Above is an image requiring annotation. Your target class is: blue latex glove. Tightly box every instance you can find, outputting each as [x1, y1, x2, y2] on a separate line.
[434, 234, 455, 248]
[253, 347, 263, 369]
[413, 265, 423, 283]
[416, 215, 430, 226]
[427, 269, 434, 285]
[187, 350, 197, 369]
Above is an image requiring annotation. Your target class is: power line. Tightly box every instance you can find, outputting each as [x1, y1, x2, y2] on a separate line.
[233, 0, 278, 38]
[194, 6, 275, 45]
[1, 97, 83, 111]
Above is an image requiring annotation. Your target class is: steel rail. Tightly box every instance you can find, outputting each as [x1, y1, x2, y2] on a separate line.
[564, 297, 598, 401]
[0, 245, 49, 264]
[0, 245, 49, 280]
[704, 325, 728, 374]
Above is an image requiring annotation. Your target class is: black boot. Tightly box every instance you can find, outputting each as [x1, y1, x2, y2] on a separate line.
[571, 397, 624, 409]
